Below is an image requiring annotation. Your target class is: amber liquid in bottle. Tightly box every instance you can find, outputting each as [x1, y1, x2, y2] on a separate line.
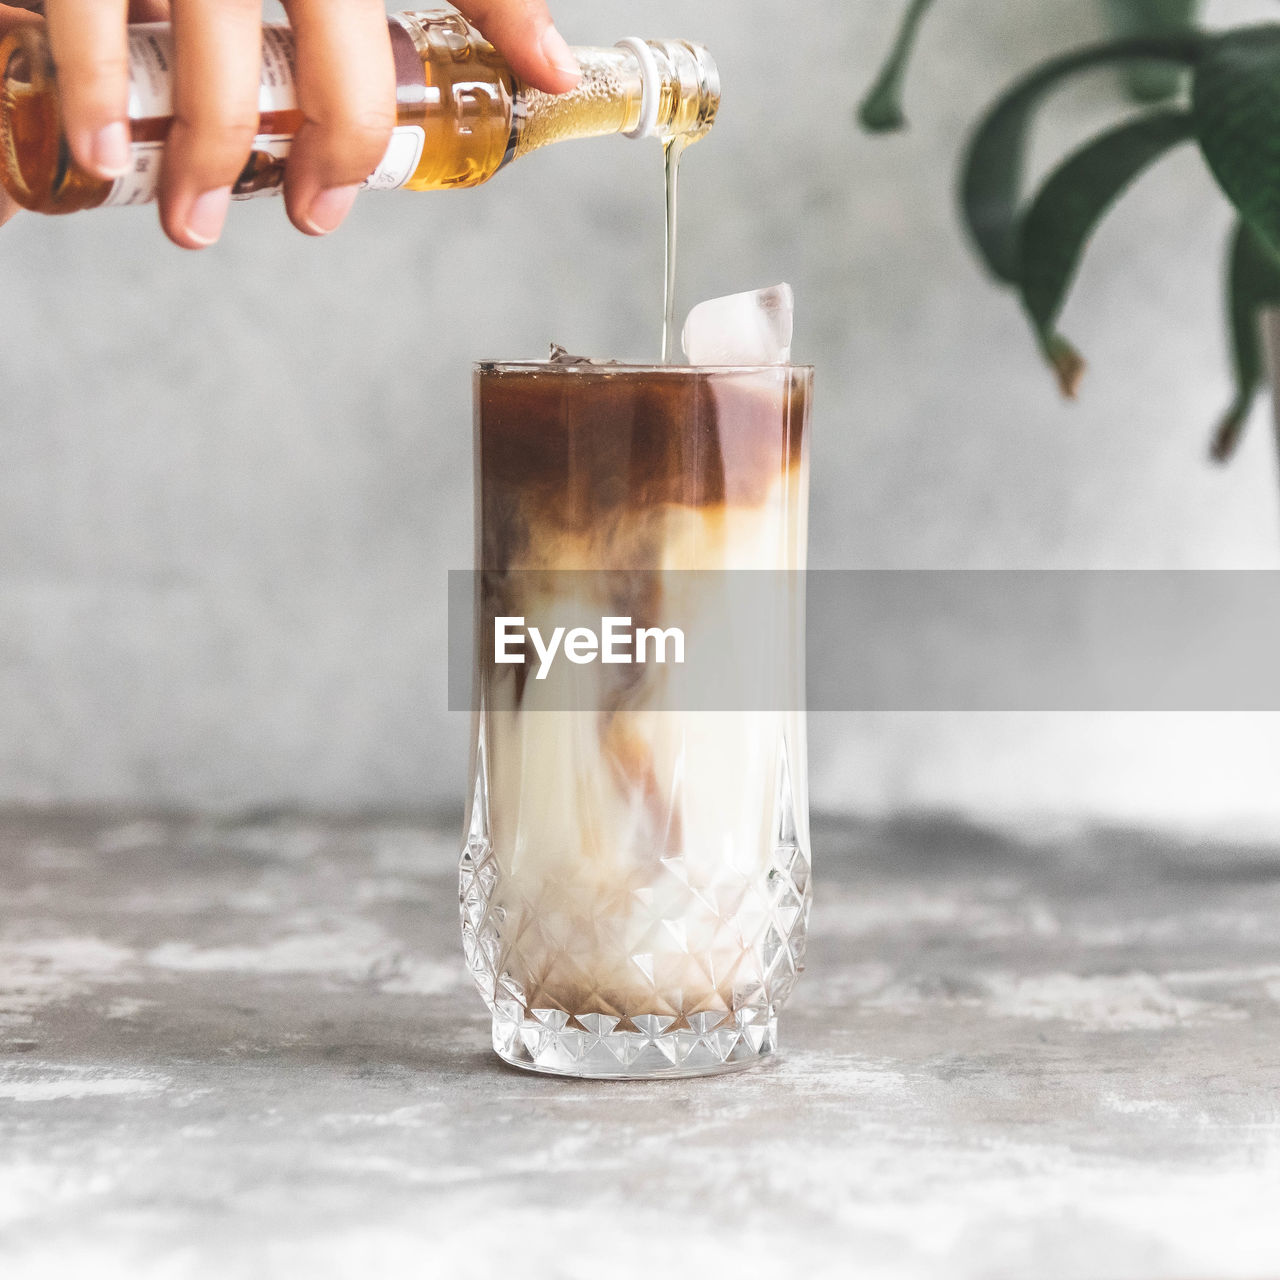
[0, 9, 718, 215]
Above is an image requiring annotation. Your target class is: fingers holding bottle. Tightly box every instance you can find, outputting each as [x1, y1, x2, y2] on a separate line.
[158, 0, 261, 248]
[42, 0, 132, 180]
[453, 0, 579, 95]
[279, 0, 394, 237]
[10, 0, 576, 240]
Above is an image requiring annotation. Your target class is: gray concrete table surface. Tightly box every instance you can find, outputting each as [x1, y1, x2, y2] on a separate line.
[1, 810, 1278, 1280]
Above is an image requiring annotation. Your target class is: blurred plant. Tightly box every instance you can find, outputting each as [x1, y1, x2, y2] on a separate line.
[859, 0, 1280, 460]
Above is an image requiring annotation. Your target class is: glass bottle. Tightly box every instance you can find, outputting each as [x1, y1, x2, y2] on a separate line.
[0, 9, 719, 214]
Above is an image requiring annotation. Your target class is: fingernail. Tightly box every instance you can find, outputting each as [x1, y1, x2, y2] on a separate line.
[184, 186, 231, 246]
[540, 27, 581, 83]
[90, 122, 130, 178]
[302, 184, 359, 236]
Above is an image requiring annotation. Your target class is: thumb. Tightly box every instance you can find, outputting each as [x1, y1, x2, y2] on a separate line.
[452, 0, 580, 95]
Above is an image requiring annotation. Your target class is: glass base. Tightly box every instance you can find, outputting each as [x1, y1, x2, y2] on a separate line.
[491, 1006, 778, 1080]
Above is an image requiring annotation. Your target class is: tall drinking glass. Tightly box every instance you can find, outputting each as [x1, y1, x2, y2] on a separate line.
[461, 360, 813, 1078]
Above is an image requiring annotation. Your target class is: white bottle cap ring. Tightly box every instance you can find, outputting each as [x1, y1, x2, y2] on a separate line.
[616, 37, 661, 140]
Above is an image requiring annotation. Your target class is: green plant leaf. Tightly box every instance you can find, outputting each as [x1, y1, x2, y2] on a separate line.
[1019, 110, 1195, 395]
[1212, 220, 1280, 460]
[1193, 26, 1280, 261]
[1101, 0, 1201, 101]
[858, 0, 937, 132]
[960, 34, 1201, 284]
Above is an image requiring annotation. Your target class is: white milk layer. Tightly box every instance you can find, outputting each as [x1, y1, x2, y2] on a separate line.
[479, 466, 809, 1017]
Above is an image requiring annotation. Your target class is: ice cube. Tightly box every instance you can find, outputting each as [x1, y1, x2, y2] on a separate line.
[681, 283, 794, 366]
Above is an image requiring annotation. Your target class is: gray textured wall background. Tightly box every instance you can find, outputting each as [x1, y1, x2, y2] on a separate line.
[4, 0, 1280, 830]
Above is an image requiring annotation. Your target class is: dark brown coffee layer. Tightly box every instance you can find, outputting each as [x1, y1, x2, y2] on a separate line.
[476, 366, 809, 569]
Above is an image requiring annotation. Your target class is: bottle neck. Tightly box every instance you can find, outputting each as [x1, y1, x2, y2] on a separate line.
[511, 39, 719, 162]
[634, 39, 721, 143]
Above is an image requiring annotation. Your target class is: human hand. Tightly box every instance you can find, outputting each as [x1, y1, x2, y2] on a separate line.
[0, 0, 580, 245]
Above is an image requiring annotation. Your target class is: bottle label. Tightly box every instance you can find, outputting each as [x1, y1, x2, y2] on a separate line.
[364, 127, 426, 191]
[105, 23, 426, 207]
[105, 141, 164, 207]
